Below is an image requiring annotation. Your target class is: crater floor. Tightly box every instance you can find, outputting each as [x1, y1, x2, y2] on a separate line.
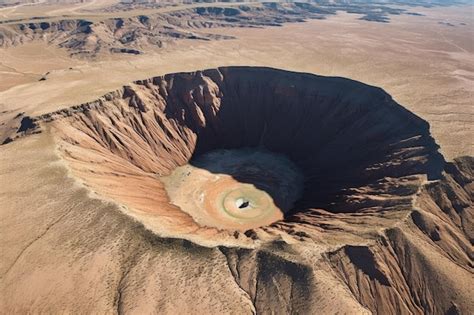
[161, 148, 304, 231]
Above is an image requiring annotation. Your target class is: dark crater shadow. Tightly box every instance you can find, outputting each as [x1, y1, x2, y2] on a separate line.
[160, 67, 445, 216]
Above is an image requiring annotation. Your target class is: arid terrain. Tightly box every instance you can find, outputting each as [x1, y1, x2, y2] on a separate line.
[0, 1, 472, 314]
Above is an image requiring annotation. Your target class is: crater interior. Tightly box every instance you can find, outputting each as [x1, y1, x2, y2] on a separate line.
[44, 66, 446, 241]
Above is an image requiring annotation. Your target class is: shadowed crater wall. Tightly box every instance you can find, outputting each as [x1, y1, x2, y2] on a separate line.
[158, 67, 445, 216]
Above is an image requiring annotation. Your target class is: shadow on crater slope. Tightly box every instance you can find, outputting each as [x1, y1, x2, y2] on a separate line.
[161, 67, 446, 214]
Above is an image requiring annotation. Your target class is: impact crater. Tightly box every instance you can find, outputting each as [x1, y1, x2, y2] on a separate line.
[31, 66, 447, 243]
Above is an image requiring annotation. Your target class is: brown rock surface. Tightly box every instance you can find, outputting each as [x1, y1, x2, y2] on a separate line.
[1, 66, 472, 314]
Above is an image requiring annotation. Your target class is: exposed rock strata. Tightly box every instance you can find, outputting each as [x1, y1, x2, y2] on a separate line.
[1, 67, 472, 314]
